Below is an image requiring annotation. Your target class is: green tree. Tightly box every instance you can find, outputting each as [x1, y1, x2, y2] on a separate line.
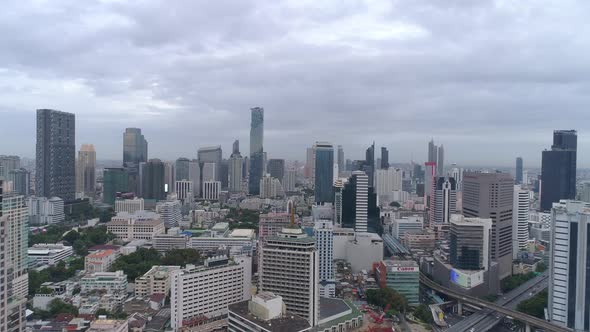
[161, 249, 202, 266]
[62, 230, 80, 245]
[366, 287, 408, 313]
[517, 289, 548, 319]
[389, 201, 401, 208]
[110, 248, 162, 281]
[501, 272, 536, 292]
[414, 304, 434, 324]
[536, 262, 547, 273]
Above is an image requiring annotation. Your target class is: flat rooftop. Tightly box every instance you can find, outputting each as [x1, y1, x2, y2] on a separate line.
[229, 301, 311, 332]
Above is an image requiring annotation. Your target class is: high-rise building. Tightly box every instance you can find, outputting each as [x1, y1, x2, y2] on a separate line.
[434, 177, 457, 225]
[314, 142, 334, 204]
[334, 180, 344, 226]
[174, 157, 190, 182]
[437, 145, 445, 176]
[347, 171, 368, 233]
[267, 159, 285, 183]
[202, 181, 221, 201]
[0, 156, 20, 180]
[198, 146, 222, 183]
[374, 260, 420, 306]
[424, 162, 437, 223]
[337, 145, 344, 176]
[163, 161, 174, 195]
[314, 220, 335, 298]
[0, 183, 28, 332]
[541, 130, 577, 211]
[462, 172, 514, 278]
[229, 155, 243, 192]
[515, 157, 523, 185]
[140, 159, 166, 201]
[27, 196, 64, 225]
[284, 169, 296, 192]
[450, 167, 463, 190]
[375, 168, 403, 198]
[381, 147, 389, 169]
[103, 168, 129, 205]
[232, 139, 240, 155]
[156, 200, 182, 228]
[428, 139, 437, 164]
[123, 128, 148, 194]
[174, 180, 193, 203]
[9, 169, 30, 197]
[220, 159, 229, 189]
[259, 227, 319, 326]
[365, 142, 375, 188]
[450, 215, 492, 271]
[305, 147, 315, 179]
[260, 174, 281, 199]
[170, 256, 251, 331]
[188, 160, 200, 198]
[249, 107, 264, 195]
[548, 200, 590, 330]
[202, 162, 216, 182]
[36, 109, 76, 201]
[76, 144, 96, 197]
[512, 185, 530, 259]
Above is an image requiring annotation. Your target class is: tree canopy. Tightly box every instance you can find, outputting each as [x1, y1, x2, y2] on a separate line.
[517, 289, 547, 319]
[366, 287, 408, 313]
[110, 248, 203, 281]
[501, 272, 536, 292]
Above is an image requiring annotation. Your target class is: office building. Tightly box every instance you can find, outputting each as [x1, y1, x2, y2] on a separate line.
[259, 213, 291, 241]
[314, 142, 335, 204]
[260, 174, 281, 199]
[36, 109, 76, 201]
[541, 130, 577, 211]
[163, 161, 174, 194]
[391, 216, 423, 239]
[424, 162, 436, 221]
[140, 159, 166, 200]
[249, 107, 265, 195]
[284, 169, 296, 192]
[107, 211, 165, 241]
[220, 159, 229, 189]
[175, 180, 193, 203]
[228, 292, 312, 332]
[76, 144, 96, 197]
[27, 196, 64, 225]
[437, 145, 445, 176]
[170, 255, 252, 330]
[28, 243, 73, 267]
[175, 157, 190, 182]
[267, 159, 285, 183]
[450, 167, 463, 191]
[337, 145, 344, 176]
[198, 146, 222, 183]
[203, 180, 221, 201]
[202, 162, 217, 182]
[344, 171, 368, 232]
[305, 147, 315, 179]
[259, 227, 319, 326]
[334, 180, 344, 226]
[123, 128, 148, 194]
[381, 147, 389, 169]
[0, 156, 20, 179]
[513, 185, 530, 259]
[374, 260, 419, 305]
[0, 188, 29, 332]
[402, 231, 436, 251]
[548, 200, 590, 330]
[428, 139, 445, 176]
[188, 160, 200, 198]
[135, 265, 181, 297]
[428, 139, 437, 163]
[114, 197, 144, 214]
[462, 171, 514, 278]
[450, 215, 492, 271]
[434, 177, 457, 225]
[153, 233, 191, 252]
[314, 220, 335, 298]
[375, 168, 403, 200]
[515, 157, 523, 184]
[85, 249, 121, 273]
[364, 142, 375, 188]
[103, 168, 129, 205]
[8, 169, 30, 197]
[156, 200, 182, 228]
[229, 145, 244, 192]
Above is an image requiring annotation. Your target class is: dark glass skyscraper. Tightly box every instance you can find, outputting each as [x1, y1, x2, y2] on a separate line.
[515, 157, 523, 184]
[364, 142, 375, 187]
[140, 159, 165, 201]
[380, 147, 389, 169]
[541, 130, 577, 211]
[337, 145, 344, 174]
[249, 107, 264, 195]
[36, 109, 76, 200]
[314, 142, 334, 204]
[123, 128, 147, 194]
[267, 159, 285, 183]
[103, 168, 129, 205]
[175, 157, 190, 181]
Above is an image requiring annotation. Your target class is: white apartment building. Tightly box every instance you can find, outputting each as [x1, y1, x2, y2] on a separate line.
[28, 243, 73, 267]
[156, 200, 182, 228]
[353, 171, 368, 233]
[170, 255, 252, 330]
[203, 181, 221, 201]
[391, 216, 423, 239]
[314, 220, 335, 298]
[27, 196, 64, 225]
[375, 168, 403, 198]
[84, 249, 121, 273]
[259, 227, 319, 326]
[114, 198, 144, 214]
[513, 185, 530, 259]
[81, 271, 128, 295]
[107, 211, 165, 241]
[175, 180, 193, 203]
[135, 265, 181, 297]
[260, 174, 281, 199]
[284, 168, 297, 192]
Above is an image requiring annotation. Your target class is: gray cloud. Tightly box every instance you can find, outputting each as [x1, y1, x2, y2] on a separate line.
[0, 0, 589, 167]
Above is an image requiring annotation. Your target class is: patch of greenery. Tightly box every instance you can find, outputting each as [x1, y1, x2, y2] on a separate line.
[366, 287, 408, 313]
[110, 248, 202, 281]
[414, 304, 433, 324]
[501, 272, 536, 293]
[28, 258, 84, 296]
[536, 262, 547, 273]
[517, 289, 547, 319]
[31, 299, 78, 319]
[225, 208, 260, 230]
[95, 308, 128, 319]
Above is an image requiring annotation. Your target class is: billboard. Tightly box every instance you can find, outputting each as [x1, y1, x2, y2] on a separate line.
[450, 269, 484, 289]
[393, 266, 419, 273]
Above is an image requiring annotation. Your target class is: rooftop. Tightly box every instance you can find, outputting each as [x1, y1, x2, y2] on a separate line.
[86, 249, 117, 259]
[229, 300, 311, 332]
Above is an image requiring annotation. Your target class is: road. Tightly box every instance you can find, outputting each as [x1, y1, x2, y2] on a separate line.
[420, 273, 569, 332]
[446, 272, 548, 332]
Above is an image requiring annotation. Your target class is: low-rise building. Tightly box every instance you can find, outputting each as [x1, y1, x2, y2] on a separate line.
[87, 319, 128, 332]
[28, 243, 73, 267]
[135, 265, 181, 297]
[85, 249, 121, 273]
[390, 215, 423, 239]
[81, 271, 128, 295]
[107, 211, 165, 241]
[114, 198, 144, 214]
[401, 230, 436, 251]
[152, 233, 190, 252]
[374, 260, 420, 305]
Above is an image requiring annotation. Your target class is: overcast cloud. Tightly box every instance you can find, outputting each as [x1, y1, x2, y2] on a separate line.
[1, 0, 590, 167]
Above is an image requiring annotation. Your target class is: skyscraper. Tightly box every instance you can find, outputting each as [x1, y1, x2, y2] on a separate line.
[450, 215, 492, 271]
[515, 157, 523, 185]
[434, 177, 457, 225]
[364, 142, 375, 188]
[220, 159, 229, 189]
[541, 130, 577, 211]
[9, 169, 30, 197]
[424, 162, 437, 223]
[174, 157, 190, 182]
[198, 146, 222, 182]
[548, 200, 590, 330]
[76, 144, 96, 197]
[140, 159, 165, 201]
[437, 145, 445, 176]
[348, 171, 368, 232]
[462, 172, 514, 279]
[0, 156, 20, 179]
[123, 128, 148, 194]
[428, 139, 437, 163]
[229, 144, 243, 192]
[248, 107, 264, 195]
[267, 159, 285, 183]
[314, 142, 334, 204]
[512, 185, 530, 259]
[381, 147, 389, 169]
[337, 145, 344, 175]
[284, 169, 296, 192]
[36, 109, 76, 200]
[314, 220, 335, 298]
[232, 139, 240, 155]
[258, 226, 319, 326]
[188, 160, 200, 198]
[305, 147, 315, 179]
[103, 168, 128, 205]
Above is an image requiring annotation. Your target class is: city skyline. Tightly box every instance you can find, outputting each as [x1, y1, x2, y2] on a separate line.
[1, 1, 590, 166]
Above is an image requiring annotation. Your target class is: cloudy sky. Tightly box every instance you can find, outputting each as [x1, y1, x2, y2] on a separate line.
[1, 0, 589, 167]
